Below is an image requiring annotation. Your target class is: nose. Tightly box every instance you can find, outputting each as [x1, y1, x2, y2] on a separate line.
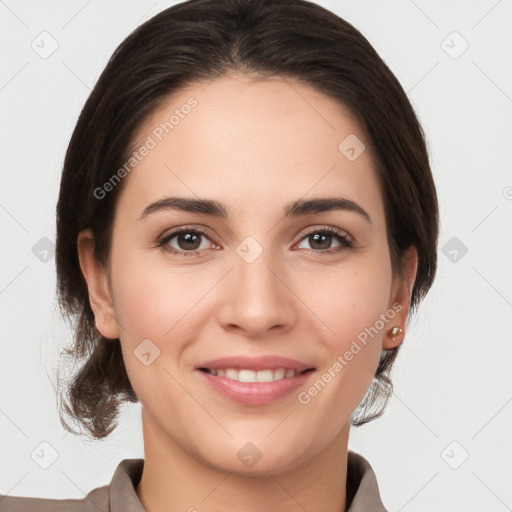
[216, 247, 297, 338]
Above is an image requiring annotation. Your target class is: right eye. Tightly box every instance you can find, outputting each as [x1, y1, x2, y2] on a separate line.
[158, 227, 217, 257]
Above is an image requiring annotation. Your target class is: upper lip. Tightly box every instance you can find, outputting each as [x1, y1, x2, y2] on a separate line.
[197, 355, 314, 373]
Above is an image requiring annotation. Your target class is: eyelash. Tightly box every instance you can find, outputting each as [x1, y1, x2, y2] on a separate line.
[157, 225, 354, 258]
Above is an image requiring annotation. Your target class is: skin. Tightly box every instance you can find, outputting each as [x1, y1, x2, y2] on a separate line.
[78, 72, 417, 512]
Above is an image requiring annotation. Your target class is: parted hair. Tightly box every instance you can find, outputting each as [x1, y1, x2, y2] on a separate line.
[55, 0, 439, 439]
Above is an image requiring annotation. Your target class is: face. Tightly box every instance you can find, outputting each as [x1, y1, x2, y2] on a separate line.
[79, 72, 416, 475]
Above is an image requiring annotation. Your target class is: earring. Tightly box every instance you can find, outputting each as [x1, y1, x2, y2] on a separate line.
[388, 326, 403, 341]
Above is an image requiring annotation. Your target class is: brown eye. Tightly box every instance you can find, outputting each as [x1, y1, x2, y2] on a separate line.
[159, 227, 214, 257]
[297, 227, 353, 253]
[174, 232, 203, 251]
[308, 233, 333, 250]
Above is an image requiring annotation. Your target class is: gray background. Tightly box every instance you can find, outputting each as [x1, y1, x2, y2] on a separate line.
[0, 0, 511, 510]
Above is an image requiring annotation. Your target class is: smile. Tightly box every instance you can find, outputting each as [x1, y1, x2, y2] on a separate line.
[200, 368, 307, 382]
[196, 355, 316, 405]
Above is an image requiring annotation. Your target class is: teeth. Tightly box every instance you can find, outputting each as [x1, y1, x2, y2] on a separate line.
[255, 369, 273, 382]
[273, 368, 285, 380]
[226, 368, 238, 380]
[206, 368, 299, 382]
[239, 370, 256, 382]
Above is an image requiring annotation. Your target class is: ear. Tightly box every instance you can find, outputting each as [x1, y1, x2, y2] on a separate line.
[77, 228, 119, 340]
[382, 246, 418, 350]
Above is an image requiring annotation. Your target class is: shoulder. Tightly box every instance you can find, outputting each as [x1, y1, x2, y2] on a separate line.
[346, 450, 389, 512]
[0, 484, 109, 511]
[0, 458, 144, 512]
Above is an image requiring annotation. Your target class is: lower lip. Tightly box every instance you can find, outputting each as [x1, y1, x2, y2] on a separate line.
[197, 370, 314, 406]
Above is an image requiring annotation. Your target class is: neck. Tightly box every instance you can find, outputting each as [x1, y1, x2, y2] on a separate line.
[136, 410, 350, 512]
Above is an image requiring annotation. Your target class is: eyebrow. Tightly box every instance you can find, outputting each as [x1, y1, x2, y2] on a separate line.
[138, 196, 371, 224]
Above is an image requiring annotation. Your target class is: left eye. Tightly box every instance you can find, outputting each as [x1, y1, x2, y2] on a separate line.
[159, 228, 213, 255]
[296, 228, 353, 252]
[158, 227, 353, 257]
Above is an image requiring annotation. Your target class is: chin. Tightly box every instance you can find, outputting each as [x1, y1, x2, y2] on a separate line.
[197, 437, 313, 477]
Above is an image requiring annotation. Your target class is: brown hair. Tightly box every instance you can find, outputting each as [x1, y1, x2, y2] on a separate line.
[55, 0, 439, 439]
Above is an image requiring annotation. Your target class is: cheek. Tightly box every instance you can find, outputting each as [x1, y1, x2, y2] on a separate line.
[312, 255, 393, 343]
[308, 253, 393, 391]
[292, 265, 392, 431]
[109, 242, 200, 341]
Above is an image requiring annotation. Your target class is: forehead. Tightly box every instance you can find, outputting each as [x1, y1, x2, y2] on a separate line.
[117, 73, 384, 224]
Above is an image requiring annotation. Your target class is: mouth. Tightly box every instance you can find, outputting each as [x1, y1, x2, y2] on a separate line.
[195, 355, 316, 405]
[198, 367, 314, 383]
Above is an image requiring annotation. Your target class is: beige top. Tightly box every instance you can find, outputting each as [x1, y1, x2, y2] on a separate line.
[0, 450, 388, 511]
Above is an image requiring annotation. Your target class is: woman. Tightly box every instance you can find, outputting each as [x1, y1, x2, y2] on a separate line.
[0, 0, 438, 510]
